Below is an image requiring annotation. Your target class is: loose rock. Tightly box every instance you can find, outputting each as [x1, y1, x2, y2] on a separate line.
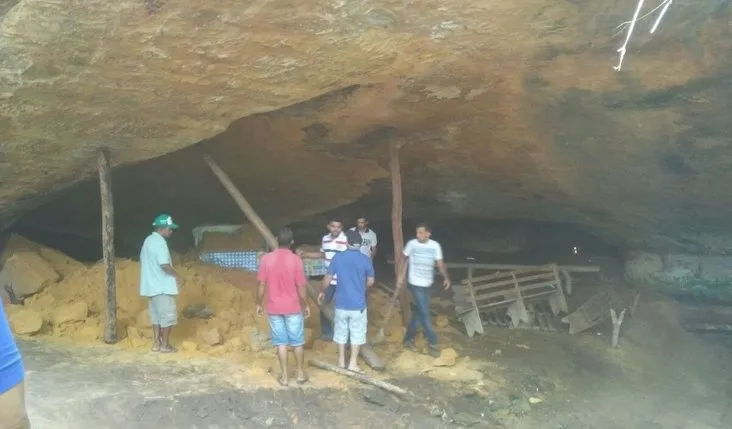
[53, 301, 88, 326]
[8, 308, 44, 335]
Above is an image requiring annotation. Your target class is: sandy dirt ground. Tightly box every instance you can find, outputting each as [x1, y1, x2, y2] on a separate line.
[20, 297, 732, 429]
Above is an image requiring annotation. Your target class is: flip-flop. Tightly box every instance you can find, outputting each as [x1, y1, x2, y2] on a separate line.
[296, 376, 309, 385]
[159, 346, 178, 353]
[347, 367, 365, 375]
[276, 376, 288, 387]
[151, 344, 160, 352]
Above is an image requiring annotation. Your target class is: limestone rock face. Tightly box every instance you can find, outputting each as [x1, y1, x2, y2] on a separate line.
[626, 252, 732, 301]
[2, 1, 732, 255]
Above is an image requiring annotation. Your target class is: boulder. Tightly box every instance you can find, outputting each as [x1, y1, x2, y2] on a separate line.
[0, 252, 60, 297]
[197, 326, 223, 346]
[53, 301, 88, 326]
[239, 326, 270, 352]
[433, 347, 459, 367]
[8, 308, 44, 335]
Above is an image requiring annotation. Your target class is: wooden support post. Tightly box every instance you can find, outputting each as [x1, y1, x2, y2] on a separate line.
[203, 155, 277, 250]
[390, 140, 411, 326]
[309, 358, 410, 396]
[610, 308, 626, 348]
[98, 148, 117, 344]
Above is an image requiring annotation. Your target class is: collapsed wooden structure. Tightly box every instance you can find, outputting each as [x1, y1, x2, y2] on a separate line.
[453, 264, 570, 337]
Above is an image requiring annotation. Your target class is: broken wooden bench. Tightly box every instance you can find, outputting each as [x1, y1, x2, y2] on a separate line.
[452, 264, 569, 337]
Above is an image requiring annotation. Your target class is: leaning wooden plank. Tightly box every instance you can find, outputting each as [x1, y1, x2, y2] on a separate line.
[203, 155, 278, 249]
[309, 358, 410, 396]
[306, 282, 385, 371]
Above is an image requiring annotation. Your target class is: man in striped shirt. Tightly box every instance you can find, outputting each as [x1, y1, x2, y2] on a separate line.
[298, 217, 347, 340]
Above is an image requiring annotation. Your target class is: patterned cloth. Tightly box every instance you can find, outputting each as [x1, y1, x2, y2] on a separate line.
[200, 250, 327, 276]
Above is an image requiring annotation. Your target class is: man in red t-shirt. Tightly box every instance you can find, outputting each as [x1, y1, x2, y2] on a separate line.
[256, 227, 311, 387]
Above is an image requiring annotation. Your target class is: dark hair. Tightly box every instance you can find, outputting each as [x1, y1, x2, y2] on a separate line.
[277, 228, 294, 247]
[327, 216, 343, 225]
[356, 216, 368, 222]
[415, 222, 432, 232]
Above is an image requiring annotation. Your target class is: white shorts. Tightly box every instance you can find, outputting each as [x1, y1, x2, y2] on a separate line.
[333, 308, 368, 346]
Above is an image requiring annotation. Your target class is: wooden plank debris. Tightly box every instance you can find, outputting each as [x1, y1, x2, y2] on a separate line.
[309, 358, 410, 396]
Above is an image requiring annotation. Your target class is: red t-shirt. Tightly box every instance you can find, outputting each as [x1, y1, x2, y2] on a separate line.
[257, 248, 308, 315]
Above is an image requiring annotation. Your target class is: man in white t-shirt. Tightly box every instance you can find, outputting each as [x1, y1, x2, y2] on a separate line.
[350, 216, 378, 259]
[397, 222, 451, 357]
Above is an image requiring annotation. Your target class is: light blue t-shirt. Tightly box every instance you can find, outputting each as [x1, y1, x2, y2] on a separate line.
[139, 232, 178, 297]
[403, 239, 444, 287]
[0, 303, 24, 394]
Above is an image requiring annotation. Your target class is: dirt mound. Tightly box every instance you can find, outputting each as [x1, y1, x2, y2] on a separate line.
[198, 225, 266, 253]
[1, 234, 85, 278]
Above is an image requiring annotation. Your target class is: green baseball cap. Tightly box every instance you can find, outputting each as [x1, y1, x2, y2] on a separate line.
[152, 214, 179, 229]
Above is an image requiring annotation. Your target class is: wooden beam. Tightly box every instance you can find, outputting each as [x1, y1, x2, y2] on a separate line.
[309, 358, 410, 396]
[444, 263, 601, 273]
[387, 261, 601, 274]
[98, 148, 117, 344]
[390, 140, 411, 326]
[203, 155, 277, 250]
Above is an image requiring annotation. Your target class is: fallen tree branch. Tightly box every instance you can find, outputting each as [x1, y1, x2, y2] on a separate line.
[308, 358, 410, 396]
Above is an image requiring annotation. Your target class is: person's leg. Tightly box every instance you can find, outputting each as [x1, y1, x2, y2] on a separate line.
[284, 313, 308, 384]
[347, 309, 367, 373]
[416, 286, 439, 355]
[333, 309, 349, 368]
[403, 285, 420, 347]
[267, 315, 289, 386]
[148, 297, 161, 351]
[0, 381, 31, 429]
[157, 295, 178, 353]
[319, 284, 336, 340]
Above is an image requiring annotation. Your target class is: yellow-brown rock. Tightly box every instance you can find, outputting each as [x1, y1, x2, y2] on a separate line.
[8, 308, 43, 335]
[3, 1, 732, 258]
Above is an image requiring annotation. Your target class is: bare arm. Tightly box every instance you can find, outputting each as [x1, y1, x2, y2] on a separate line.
[436, 259, 452, 287]
[366, 276, 375, 288]
[299, 250, 325, 260]
[297, 284, 309, 311]
[256, 281, 267, 307]
[322, 274, 333, 292]
[161, 264, 181, 281]
[370, 246, 377, 259]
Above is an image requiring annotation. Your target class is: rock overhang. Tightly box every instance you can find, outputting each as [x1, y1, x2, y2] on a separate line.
[1, 0, 732, 255]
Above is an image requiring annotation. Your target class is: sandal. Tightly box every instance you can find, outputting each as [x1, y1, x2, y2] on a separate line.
[296, 376, 309, 385]
[159, 345, 178, 353]
[276, 376, 288, 387]
[347, 367, 365, 375]
[151, 344, 160, 352]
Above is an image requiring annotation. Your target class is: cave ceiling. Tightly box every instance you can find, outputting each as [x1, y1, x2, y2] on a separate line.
[2, 0, 732, 254]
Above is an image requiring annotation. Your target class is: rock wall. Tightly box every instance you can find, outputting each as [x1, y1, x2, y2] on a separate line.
[3, 1, 732, 262]
[626, 251, 732, 302]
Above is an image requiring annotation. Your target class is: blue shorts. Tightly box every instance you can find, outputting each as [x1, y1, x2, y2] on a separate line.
[334, 308, 368, 346]
[268, 313, 305, 347]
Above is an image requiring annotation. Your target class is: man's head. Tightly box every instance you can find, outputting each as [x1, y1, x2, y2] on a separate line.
[152, 214, 179, 238]
[327, 217, 343, 237]
[415, 222, 432, 243]
[345, 229, 363, 249]
[356, 216, 369, 232]
[276, 227, 295, 248]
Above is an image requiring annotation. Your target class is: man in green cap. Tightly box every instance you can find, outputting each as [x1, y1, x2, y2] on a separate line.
[139, 214, 183, 353]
